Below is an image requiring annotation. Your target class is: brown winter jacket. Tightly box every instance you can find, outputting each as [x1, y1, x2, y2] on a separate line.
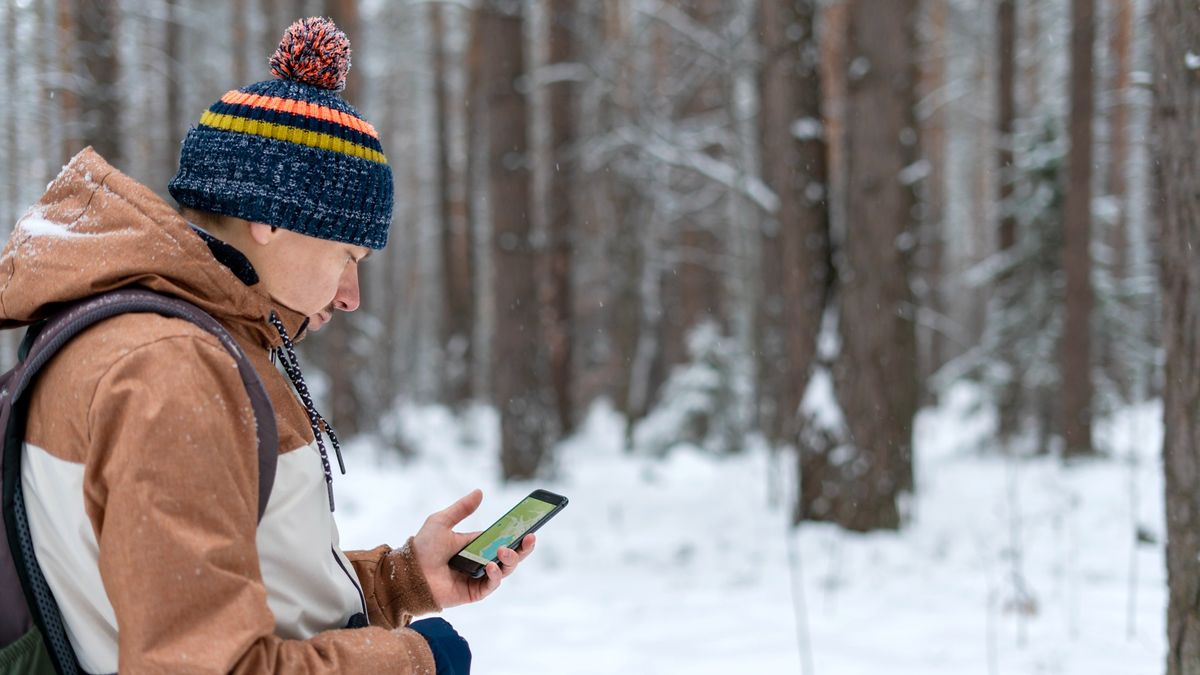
[0, 148, 438, 673]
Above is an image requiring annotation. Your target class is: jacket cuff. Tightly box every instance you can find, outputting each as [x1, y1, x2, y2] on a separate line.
[394, 625, 439, 675]
[375, 537, 441, 626]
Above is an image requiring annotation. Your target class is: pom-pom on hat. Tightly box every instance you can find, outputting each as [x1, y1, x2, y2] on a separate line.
[169, 17, 392, 250]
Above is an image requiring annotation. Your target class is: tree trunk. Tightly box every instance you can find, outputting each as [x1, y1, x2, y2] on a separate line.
[996, 0, 1017, 252]
[1022, 1, 1041, 110]
[433, 2, 475, 408]
[73, 0, 122, 164]
[466, 5, 495, 405]
[35, 0, 60, 190]
[829, 0, 920, 531]
[994, 0, 1020, 438]
[1101, 0, 1134, 402]
[324, 0, 360, 105]
[476, 0, 552, 479]
[1105, 0, 1131, 279]
[1061, 0, 1095, 457]
[57, 0, 80, 165]
[163, 0, 183, 184]
[543, 0, 578, 436]
[570, 3, 620, 414]
[263, 0, 289, 57]
[5, 0, 19, 227]
[757, 0, 830, 447]
[915, 0, 947, 391]
[1156, 1, 1200, 671]
[232, 0, 249, 86]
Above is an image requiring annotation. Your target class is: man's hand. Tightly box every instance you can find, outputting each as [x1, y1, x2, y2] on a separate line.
[413, 489, 537, 610]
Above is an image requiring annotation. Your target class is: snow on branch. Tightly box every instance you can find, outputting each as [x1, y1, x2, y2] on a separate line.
[611, 127, 780, 214]
[525, 62, 593, 89]
[634, 0, 728, 63]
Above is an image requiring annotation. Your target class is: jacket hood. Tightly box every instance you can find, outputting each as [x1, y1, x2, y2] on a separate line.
[0, 147, 308, 347]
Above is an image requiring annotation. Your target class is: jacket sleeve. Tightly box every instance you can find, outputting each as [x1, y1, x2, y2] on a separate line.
[346, 539, 442, 629]
[87, 334, 437, 674]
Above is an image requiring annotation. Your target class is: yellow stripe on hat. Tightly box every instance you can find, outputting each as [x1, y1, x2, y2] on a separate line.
[199, 111, 388, 165]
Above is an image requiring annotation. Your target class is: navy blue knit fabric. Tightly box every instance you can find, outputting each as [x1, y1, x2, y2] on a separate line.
[169, 78, 393, 250]
[409, 618, 472, 675]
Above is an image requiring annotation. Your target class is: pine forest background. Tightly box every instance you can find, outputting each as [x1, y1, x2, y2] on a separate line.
[3, 0, 1200, 670]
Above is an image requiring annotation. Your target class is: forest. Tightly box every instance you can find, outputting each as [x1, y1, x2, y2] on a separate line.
[1, 0, 1197, 672]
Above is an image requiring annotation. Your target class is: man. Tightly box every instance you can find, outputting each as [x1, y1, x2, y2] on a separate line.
[0, 17, 527, 674]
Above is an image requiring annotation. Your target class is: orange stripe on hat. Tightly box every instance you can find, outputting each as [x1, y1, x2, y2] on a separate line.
[220, 90, 380, 140]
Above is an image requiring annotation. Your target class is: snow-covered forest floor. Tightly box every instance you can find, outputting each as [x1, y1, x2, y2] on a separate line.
[336, 386, 1165, 674]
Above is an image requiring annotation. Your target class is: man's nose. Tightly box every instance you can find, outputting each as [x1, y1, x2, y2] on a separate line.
[333, 264, 361, 312]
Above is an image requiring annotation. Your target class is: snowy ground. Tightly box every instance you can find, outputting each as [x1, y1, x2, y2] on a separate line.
[336, 387, 1166, 674]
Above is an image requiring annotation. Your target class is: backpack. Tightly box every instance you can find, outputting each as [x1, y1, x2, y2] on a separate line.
[0, 288, 279, 675]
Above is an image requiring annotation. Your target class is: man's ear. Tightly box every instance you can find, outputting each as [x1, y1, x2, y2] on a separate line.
[248, 221, 279, 246]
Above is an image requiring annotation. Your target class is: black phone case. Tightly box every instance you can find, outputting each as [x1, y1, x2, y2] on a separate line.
[449, 489, 568, 578]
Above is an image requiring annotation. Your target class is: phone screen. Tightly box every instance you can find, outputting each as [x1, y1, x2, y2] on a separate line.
[456, 495, 558, 565]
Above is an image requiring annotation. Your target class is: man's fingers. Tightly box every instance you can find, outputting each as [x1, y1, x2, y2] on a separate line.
[515, 534, 536, 561]
[429, 489, 483, 528]
[496, 547, 520, 571]
[483, 561, 503, 592]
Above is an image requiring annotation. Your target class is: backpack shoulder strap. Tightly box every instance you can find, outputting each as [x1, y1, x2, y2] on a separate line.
[0, 288, 278, 675]
[7, 288, 279, 517]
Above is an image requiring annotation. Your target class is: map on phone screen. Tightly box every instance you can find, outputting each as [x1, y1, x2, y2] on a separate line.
[459, 497, 557, 565]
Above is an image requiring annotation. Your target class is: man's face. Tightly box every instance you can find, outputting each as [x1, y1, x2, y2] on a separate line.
[249, 224, 371, 332]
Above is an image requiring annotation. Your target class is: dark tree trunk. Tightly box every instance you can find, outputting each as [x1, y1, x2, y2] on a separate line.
[756, 0, 830, 447]
[1156, 1, 1200, 672]
[434, 2, 475, 408]
[476, 0, 553, 479]
[828, 0, 920, 531]
[465, 6, 489, 402]
[36, 0, 58, 189]
[73, 0, 122, 164]
[323, 0, 360, 105]
[57, 0, 80, 166]
[996, 0, 1017, 252]
[231, 0, 249, 86]
[1061, 0, 1095, 456]
[544, 0, 578, 436]
[163, 0, 183, 183]
[994, 0, 1020, 438]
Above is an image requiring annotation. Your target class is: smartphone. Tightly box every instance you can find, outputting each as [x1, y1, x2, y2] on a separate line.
[448, 489, 568, 578]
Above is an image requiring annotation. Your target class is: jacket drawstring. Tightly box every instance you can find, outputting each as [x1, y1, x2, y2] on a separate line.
[268, 312, 346, 511]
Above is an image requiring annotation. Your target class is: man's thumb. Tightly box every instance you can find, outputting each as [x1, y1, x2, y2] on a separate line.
[434, 489, 483, 527]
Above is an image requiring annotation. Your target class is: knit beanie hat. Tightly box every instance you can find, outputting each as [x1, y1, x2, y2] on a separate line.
[169, 17, 392, 250]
